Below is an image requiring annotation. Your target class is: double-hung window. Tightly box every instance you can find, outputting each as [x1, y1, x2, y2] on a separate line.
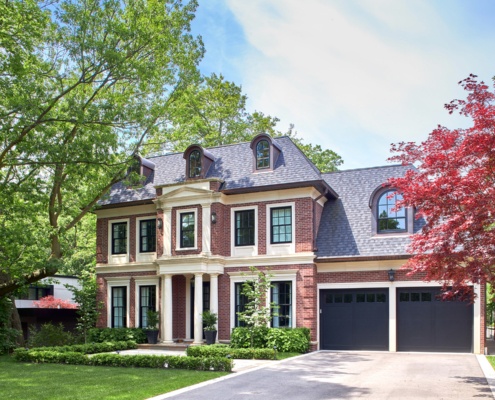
[111, 286, 127, 328]
[235, 210, 255, 246]
[112, 222, 127, 254]
[139, 285, 156, 328]
[271, 281, 292, 328]
[139, 219, 156, 253]
[180, 212, 195, 248]
[271, 206, 292, 244]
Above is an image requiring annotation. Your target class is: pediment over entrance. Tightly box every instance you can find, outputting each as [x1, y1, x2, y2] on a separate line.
[154, 183, 222, 208]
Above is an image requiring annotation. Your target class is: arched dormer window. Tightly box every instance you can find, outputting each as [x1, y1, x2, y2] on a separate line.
[183, 145, 215, 180]
[370, 186, 413, 235]
[377, 190, 406, 233]
[250, 133, 281, 172]
[256, 140, 270, 169]
[189, 150, 201, 178]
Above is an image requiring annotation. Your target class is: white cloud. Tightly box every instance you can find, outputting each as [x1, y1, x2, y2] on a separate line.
[224, 0, 495, 168]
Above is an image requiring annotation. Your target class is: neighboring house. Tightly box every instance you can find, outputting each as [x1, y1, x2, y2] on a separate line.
[15, 276, 80, 339]
[95, 134, 485, 353]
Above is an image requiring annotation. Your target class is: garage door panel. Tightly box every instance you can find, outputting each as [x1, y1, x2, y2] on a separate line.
[320, 289, 388, 351]
[397, 288, 473, 352]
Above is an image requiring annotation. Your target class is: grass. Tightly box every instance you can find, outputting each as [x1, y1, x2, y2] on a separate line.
[487, 356, 495, 370]
[0, 354, 228, 400]
[276, 352, 302, 360]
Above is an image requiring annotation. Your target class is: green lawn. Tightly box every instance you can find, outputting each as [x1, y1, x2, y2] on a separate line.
[0, 354, 228, 400]
[487, 356, 495, 370]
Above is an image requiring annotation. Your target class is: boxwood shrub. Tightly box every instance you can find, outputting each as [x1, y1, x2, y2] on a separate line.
[87, 328, 147, 344]
[12, 349, 232, 372]
[230, 327, 310, 353]
[24, 340, 137, 354]
[187, 345, 275, 360]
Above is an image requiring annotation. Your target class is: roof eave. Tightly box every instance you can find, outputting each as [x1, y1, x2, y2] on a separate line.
[221, 180, 338, 198]
[315, 254, 411, 263]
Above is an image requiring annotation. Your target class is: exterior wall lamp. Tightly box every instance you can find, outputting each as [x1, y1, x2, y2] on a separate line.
[388, 269, 396, 282]
[211, 212, 217, 224]
[157, 218, 163, 230]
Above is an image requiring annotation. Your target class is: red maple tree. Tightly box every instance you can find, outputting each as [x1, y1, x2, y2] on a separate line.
[388, 75, 495, 298]
[33, 295, 78, 309]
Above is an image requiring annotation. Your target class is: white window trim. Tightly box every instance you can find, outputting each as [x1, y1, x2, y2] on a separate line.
[228, 269, 297, 331]
[266, 202, 296, 255]
[108, 218, 130, 264]
[135, 216, 157, 262]
[231, 205, 258, 257]
[106, 277, 131, 328]
[176, 208, 198, 251]
[134, 277, 160, 329]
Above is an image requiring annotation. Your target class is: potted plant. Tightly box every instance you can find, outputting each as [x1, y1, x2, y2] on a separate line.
[201, 310, 218, 345]
[145, 310, 160, 344]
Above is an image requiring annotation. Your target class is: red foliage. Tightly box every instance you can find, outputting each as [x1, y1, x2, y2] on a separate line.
[388, 75, 495, 298]
[33, 295, 78, 309]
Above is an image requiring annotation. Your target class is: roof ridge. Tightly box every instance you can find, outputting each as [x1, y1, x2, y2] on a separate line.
[322, 164, 406, 175]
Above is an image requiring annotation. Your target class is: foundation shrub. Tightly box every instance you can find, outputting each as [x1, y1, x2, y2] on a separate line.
[230, 327, 310, 353]
[87, 328, 146, 344]
[186, 345, 275, 359]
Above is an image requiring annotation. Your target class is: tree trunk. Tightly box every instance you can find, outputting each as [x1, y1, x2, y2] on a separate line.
[9, 296, 25, 347]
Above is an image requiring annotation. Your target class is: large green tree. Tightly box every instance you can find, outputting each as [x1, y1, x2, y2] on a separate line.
[0, 0, 203, 297]
[146, 73, 343, 172]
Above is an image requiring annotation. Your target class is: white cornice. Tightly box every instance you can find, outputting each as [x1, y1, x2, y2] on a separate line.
[95, 263, 157, 274]
[95, 204, 156, 218]
[316, 259, 407, 273]
[225, 252, 315, 267]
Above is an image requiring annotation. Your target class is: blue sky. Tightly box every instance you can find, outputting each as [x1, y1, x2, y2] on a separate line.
[191, 0, 495, 169]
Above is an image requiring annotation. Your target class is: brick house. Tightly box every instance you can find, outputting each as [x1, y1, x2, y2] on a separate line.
[95, 134, 485, 353]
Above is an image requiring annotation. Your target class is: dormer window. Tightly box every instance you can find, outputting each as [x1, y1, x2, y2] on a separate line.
[250, 133, 281, 172]
[183, 145, 215, 180]
[189, 150, 201, 178]
[370, 186, 412, 235]
[256, 140, 270, 169]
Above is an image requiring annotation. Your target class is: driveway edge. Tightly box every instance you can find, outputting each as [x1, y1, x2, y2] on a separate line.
[477, 355, 495, 399]
[146, 352, 316, 400]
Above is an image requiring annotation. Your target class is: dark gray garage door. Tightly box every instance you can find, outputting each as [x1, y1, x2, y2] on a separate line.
[397, 287, 473, 352]
[320, 288, 389, 350]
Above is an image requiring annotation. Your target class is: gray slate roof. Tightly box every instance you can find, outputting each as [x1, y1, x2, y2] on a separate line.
[316, 165, 423, 258]
[99, 136, 325, 205]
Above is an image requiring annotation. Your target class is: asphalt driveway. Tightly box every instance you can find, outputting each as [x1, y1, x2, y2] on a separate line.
[157, 351, 493, 400]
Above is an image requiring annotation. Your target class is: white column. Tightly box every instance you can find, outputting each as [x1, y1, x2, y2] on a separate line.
[202, 204, 211, 255]
[474, 283, 481, 354]
[193, 273, 204, 344]
[185, 275, 192, 340]
[163, 207, 172, 256]
[210, 274, 219, 340]
[162, 274, 174, 344]
[389, 284, 397, 352]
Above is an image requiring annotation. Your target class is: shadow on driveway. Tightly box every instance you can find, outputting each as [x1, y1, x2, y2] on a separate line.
[157, 351, 491, 400]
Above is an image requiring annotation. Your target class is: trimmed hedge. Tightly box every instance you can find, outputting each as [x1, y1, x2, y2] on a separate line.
[25, 340, 137, 354]
[187, 345, 275, 360]
[12, 349, 232, 372]
[231, 327, 310, 353]
[87, 328, 147, 344]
